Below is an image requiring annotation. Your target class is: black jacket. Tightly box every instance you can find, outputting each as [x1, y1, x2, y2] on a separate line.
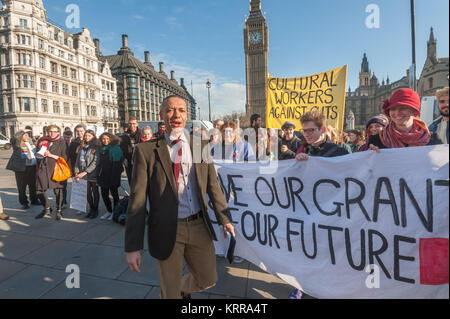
[120, 129, 141, 162]
[278, 136, 303, 160]
[97, 144, 124, 188]
[302, 137, 349, 158]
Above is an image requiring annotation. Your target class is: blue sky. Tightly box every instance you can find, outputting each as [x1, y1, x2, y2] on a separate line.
[42, 0, 449, 118]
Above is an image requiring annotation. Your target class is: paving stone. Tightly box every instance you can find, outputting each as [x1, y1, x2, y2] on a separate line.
[41, 274, 151, 299]
[0, 265, 66, 299]
[0, 232, 52, 260]
[205, 257, 249, 298]
[117, 252, 160, 286]
[246, 264, 292, 299]
[72, 223, 123, 244]
[54, 244, 129, 280]
[18, 240, 88, 268]
[0, 258, 28, 283]
[26, 217, 95, 240]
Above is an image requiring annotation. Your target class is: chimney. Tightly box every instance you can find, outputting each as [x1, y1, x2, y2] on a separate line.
[144, 51, 150, 63]
[94, 38, 100, 51]
[122, 34, 128, 48]
[159, 62, 165, 73]
[94, 38, 100, 56]
[170, 70, 175, 80]
[180, 78, 185, 87]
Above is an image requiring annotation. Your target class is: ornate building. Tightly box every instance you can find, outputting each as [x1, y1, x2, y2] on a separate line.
[244, 0, 269, 122]
[0, 0, 119, 137]
[344, 28, 449, 130]
[102, 34, 196, 127]
[417, 27, 449, 97]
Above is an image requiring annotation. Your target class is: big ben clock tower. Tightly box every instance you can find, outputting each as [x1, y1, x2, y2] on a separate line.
[244, 0, 269, 122]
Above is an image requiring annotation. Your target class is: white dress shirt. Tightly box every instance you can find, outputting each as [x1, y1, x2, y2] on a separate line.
[165, 131, 202, 219]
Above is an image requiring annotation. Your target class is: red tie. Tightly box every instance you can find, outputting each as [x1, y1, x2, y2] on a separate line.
[171, 139, 182, 188]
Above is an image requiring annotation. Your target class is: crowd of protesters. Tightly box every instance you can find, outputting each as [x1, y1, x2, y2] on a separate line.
[1, 87, 448, 298]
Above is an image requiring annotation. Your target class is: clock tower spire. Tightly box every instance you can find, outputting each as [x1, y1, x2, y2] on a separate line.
[244, 0, 269, 122]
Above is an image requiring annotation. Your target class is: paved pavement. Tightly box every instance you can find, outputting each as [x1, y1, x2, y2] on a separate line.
[0, 149, 292, 299]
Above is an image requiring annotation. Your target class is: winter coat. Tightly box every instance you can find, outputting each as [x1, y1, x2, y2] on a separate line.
[67, 138, 82, 173]
[6, 131, 27, 173]
[120, 129, 141, 163]
[297, 136, 349, 158]
[278, 135, 303, 160]
[36, 138, 68, 191]
[74, 145, 99, 182]
[97, 144, 124, 188]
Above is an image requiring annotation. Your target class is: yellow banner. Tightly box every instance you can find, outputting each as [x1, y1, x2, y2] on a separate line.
[266, 65, 347, 131]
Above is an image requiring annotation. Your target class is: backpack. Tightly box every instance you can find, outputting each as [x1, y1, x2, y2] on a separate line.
[112, 196, 128, 225]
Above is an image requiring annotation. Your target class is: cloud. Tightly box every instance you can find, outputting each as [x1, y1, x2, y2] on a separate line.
[132, 15, 145, 20]
[166, 16, 182, 29]
[148, 54, 245, 118]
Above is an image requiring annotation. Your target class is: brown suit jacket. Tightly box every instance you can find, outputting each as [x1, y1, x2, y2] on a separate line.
[124, 134, 232, 260]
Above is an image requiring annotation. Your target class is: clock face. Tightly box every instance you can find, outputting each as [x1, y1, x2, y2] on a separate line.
[250, 31, 262, 44]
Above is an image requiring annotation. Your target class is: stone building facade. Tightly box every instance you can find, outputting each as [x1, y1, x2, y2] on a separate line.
[345, 28, 449, 130]
[102, 34, 196, 127]
[0, 0, 119, 138]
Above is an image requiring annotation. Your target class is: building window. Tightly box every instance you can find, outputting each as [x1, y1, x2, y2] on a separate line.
[71, 69, 77, 79]
[52, 81, 59, 93]
[19, 97, 35, 112]
[53, 101, 60, 114]
[38, 39, 44, 49]
[73, 104, 79, 116]
[39, 56, 45, 69]
[19, 19, 28, 28]
[42, 99, 48, 113]
[62, 84, 69, 95]
[428, 77, 433, 89]
[64, 102, 70, 115]
[72, 86, 78, 97]
[51, 62, 58, 74]
[61, 66, 68, 77]
[91, 106, 97, 117]
[40, 78, 47, 91]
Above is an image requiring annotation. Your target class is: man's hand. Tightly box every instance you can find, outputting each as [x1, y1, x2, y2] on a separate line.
[295, 153, 309, 162]
[280, 145, 288, 153]
[126, 251, 141, 273]
[223, 223, 235, 238]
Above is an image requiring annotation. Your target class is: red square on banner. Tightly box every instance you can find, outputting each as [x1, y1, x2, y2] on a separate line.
[420, 238, 449, 285]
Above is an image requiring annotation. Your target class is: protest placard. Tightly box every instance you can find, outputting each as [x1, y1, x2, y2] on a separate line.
[266, 65, 347, 131]
[70, 179, 87, 213]
[210, 145, 449, 298]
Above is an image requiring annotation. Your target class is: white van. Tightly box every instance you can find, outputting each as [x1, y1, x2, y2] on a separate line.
[0, 133, 11, 150]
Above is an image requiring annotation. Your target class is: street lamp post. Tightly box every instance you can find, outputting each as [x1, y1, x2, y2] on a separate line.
[206, 79, 212, 122]
[410, 0, 417, 91]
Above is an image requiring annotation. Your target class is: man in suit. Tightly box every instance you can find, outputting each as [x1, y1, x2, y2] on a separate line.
[125, 95, 235, 299]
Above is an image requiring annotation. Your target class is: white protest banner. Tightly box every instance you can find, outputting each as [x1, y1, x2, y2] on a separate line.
[70, 179, 87, 213]
[208, 145, 449, 299]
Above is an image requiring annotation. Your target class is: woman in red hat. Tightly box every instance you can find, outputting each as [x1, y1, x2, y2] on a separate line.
[368, 88, 442, 151]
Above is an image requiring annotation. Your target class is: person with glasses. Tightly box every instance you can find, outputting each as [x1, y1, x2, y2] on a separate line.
[295, 110, 348, 161]
[34, 125, 68, 221]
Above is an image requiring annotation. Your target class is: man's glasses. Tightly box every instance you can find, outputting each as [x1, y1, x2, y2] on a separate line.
[299, 128, 319, 135]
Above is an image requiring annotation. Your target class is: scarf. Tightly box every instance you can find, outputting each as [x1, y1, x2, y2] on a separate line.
[38, 135, 60, 147]
[101, 145, 123, 162]
[380, 118, 431, 148]
[20, 136, 29, 155]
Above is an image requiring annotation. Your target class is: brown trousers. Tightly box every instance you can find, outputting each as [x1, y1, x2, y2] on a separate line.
[156, 217, 217, 299]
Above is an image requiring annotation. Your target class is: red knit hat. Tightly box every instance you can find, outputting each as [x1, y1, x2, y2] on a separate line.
[382, 88, 421, 117]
